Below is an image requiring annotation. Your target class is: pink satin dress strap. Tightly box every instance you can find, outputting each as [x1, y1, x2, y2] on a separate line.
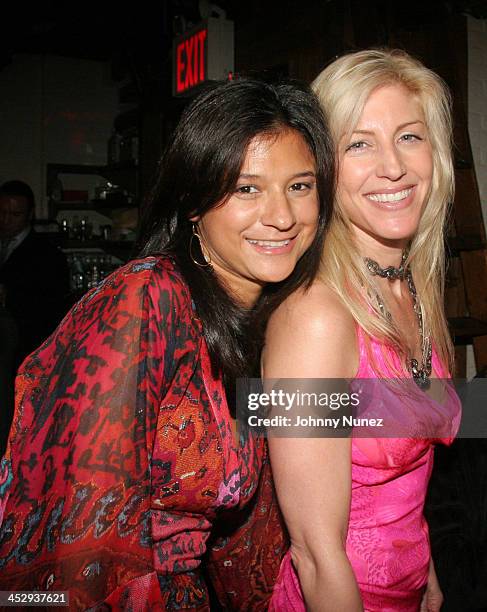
[269, 326, 461, 612]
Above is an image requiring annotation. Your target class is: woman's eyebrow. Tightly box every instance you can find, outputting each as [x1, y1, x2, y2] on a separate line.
[238, 171, 316, 180]
[350, 120, 425, 136]
[396, 120, 425, 130]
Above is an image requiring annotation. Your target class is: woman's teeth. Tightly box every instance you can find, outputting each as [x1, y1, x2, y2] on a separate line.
[366, 188, 412, 203]
[247, 239, 291, 247]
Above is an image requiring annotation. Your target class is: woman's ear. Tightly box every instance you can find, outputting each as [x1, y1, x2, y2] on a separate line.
[189, 214, 200, 223]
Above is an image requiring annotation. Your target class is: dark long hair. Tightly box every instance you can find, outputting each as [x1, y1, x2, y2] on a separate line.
[137, 78, 334, 403]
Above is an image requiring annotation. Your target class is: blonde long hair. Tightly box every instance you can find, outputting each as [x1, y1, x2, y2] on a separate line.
[312, 48, 454, 374]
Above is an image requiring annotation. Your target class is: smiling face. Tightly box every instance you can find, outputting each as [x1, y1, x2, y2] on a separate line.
[194, 129, 319, 305]
[337, 83, 433, 253]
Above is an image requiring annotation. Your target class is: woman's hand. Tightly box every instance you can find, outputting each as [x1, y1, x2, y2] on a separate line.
[420, 559, 443, 612]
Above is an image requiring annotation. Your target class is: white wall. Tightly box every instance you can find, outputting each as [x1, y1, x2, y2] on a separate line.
[0, 54, 118, 218]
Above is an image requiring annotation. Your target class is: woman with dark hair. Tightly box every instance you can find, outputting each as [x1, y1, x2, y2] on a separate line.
[0, 78, 333, 610]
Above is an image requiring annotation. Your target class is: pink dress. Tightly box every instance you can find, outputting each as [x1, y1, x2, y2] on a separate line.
[269, 328, 461, 612]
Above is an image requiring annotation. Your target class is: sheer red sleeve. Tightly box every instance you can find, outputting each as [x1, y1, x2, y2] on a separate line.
[0, 257, 210, 609]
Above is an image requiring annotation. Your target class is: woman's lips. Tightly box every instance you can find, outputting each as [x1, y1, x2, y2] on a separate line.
[364, 186, 416, 210]
[246, 235, 297, 254]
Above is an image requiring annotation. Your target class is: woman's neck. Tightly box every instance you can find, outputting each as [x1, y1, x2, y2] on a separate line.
[354, 228, 409, 269]
[355, 231, 411, 300]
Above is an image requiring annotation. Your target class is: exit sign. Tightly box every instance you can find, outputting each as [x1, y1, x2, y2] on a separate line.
[173, 18, 234, 96]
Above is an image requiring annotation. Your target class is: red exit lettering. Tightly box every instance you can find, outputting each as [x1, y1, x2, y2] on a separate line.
[176, 29, 208, 94]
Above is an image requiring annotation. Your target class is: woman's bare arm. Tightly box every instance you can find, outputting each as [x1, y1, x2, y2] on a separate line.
[263, 283, 363, 611]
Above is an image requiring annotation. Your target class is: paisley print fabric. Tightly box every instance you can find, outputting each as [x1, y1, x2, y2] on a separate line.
[270, 327, 460, 612]
[207, 456, 288, 611]
[0, 256, 287, 610]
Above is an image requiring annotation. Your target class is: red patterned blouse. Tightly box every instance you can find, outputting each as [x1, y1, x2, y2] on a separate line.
[0, 257, 286, 610]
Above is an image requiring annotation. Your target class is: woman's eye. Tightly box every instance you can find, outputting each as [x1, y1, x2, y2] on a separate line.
[289, 182, 313, 192]
[345, 141, 368, 152]
[235, 185, 258, 194]
[400, 133, 422, 143]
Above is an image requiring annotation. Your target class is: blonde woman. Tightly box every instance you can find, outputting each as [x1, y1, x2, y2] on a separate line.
[265, 49, 461, 611]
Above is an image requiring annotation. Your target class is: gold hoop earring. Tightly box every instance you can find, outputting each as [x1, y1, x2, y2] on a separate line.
[189, 223, 212, 267]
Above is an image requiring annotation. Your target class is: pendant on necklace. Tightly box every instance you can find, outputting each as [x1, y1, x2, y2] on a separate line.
[365, 251, 432, 390]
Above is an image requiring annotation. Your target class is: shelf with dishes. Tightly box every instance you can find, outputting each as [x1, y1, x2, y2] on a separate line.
[46, 166, 139, 299]
[46, 163, 139, 257]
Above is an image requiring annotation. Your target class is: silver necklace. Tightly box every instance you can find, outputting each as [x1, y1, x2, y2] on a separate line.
[365, 250, 408, 281]
[365, 254, 432, 389]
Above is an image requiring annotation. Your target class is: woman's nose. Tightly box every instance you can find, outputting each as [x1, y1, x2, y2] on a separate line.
[377, 146, 406, 180]
[260, 192, 296, 230]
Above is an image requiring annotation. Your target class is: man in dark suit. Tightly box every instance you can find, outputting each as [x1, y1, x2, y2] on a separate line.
[0, 180, 69, 452]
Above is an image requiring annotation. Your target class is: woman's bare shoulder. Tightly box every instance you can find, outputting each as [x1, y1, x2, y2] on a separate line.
[268, 281, 355, 335]
[264, 281, 358, 379]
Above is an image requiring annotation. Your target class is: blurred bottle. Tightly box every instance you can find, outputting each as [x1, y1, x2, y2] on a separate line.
[51, 178, 63, 203]
[107, 129, 121, 165]
[80, 218, 87, 242]
[60, 218, 70, 237]
[84, 256, 92, 287]
[100, 255, 111, 280]
[90, 258, 100, 288]
[71, 256, 85, 292]
[84, 217, 93, 240]
[72, 216, 80, 240]
[101, 224, 111, 241]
